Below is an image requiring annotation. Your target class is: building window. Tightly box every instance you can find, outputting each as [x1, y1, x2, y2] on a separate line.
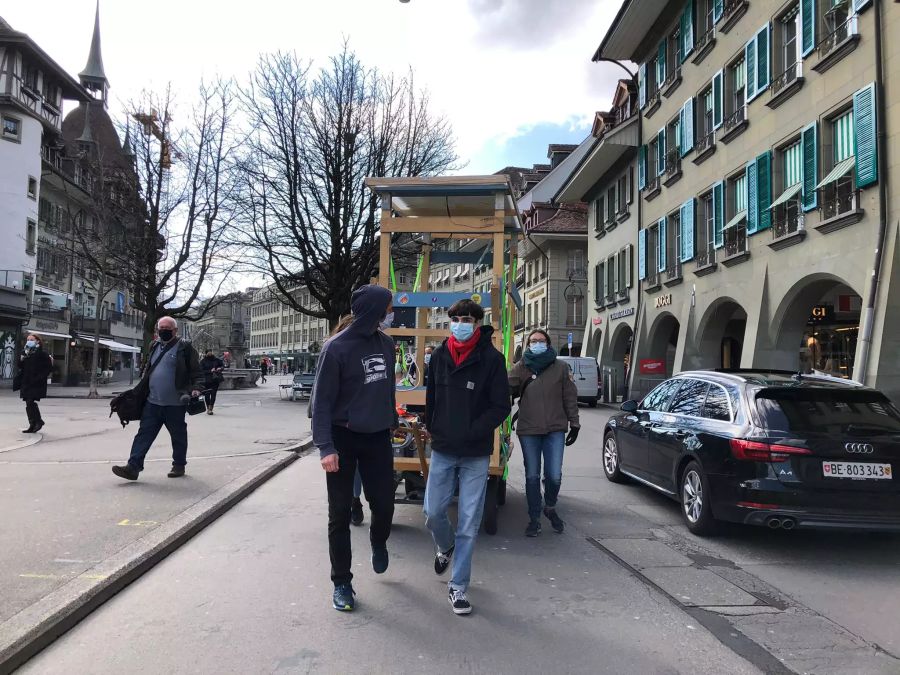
[568, 249, 585, 279]
[832, 109, 854, 163]
[541, 297, 547, 324]
[27, 176, 37, 200]
[593, 195, 605, 234]
[616, 174, 628, 215]
[724, 171, 749, 257]
[23, 65, 39, 92]
[666, 210, 681, 278]
[697, 191, 715, 260]
[699, 85, 714, 142]
[665, 116, 680, 173]
[26, 219, 37, 255]
[727, 58, 746, 117]
[646, 56, 659, 96]
[780, 5, 800, 74]
[2, 115, 21, 142]
[566, 294, 584, 327]
[646, 138, 658, 179]
[594, 262, 604, 304]
[667, 27, 681, 82]
[606, 186, 616, 223]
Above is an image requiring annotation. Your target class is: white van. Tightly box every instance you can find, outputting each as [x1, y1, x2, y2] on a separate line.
[558, 356, 601, 408]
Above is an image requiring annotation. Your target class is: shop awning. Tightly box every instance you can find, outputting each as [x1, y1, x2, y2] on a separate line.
[816, 156, 855, 189]
[77, 334, 141, 353]
[723, 210, 747, 230]
[26, 328, 71, 340]
[769, 183, 803, 209]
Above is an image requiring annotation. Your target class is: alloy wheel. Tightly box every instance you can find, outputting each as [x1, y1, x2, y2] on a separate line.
[603, 437, 618, 476]
[682, 469, 703, 523]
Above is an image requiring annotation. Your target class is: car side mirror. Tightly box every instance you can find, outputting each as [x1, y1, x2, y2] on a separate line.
[620, 400, 638, 413]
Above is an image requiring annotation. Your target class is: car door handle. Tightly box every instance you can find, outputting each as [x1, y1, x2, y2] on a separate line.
[674, 430, 688, 439]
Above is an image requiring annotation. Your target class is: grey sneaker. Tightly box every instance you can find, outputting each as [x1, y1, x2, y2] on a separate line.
[448, 588, 472, 615]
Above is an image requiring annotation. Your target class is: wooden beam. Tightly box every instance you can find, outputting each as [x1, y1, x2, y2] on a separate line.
[378, 206, 392, 288]
[396, 389, 426, 406]
[380, 217, 504, 234]
[388, 328, 448, 338]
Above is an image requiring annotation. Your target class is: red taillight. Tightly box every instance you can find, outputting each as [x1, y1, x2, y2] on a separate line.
[730, 439, 812, 462]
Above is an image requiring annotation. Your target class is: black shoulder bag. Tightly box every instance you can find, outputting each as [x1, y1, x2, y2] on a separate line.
[109, 341, 177, 428]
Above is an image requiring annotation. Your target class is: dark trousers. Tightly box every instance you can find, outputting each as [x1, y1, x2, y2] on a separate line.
[327, 426, 395, 586]
[127, 402, 188, 472]
[25, 399, 41, 425]
[204, 383, 219, 407]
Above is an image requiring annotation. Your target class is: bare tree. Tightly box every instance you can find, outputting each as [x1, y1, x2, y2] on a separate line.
[236, 46, 459, 329]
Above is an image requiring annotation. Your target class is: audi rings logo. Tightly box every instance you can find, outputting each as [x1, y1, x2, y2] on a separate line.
[845, 443, 875, 454]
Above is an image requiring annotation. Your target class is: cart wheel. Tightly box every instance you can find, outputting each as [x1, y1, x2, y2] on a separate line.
[483, 476, 499, 535]
[496, 477, 507, 506]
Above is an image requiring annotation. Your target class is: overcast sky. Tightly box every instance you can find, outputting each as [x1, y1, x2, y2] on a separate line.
[4, 0, 627, 173]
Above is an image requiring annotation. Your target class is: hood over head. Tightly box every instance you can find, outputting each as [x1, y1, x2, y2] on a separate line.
[349, 285, 393, 335]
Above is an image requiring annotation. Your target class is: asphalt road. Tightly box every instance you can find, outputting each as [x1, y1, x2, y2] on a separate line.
[11, 402, 900, 673]
[0, 381, 311, 626]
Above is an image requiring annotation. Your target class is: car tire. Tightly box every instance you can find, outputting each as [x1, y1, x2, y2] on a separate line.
[680, 460, 719, 536]
[587, 398, 598, 408]
[602, 432, 627, 483]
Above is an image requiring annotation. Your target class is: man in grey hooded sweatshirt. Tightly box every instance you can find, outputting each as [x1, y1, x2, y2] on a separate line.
[312, 284, 397, 611]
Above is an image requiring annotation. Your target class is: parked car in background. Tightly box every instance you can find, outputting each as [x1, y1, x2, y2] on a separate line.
[602, 370, 900, 535]
[558, 356, 600, 408]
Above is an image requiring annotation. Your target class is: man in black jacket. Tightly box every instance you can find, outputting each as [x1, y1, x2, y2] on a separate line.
[424, 299, 511, 615]
[112, 317, 203, 481]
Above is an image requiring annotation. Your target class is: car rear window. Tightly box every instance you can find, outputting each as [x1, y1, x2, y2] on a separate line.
[755, 389, 900, 434]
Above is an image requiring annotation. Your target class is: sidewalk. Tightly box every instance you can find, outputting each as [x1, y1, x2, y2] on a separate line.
[18, 452, 759, 675]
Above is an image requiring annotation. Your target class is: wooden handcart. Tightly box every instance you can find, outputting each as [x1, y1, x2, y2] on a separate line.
[365, 175, 523, 534]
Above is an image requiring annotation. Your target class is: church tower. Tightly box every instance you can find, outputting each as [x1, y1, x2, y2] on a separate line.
[78, 1, 108, 107]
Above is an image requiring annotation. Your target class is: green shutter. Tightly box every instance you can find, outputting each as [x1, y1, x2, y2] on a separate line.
[852, 0, 872, 12]
[713, 70, 723, 129]
[658, 218, 667, 272]
[756, 151, 772, 231]
[680, 198, 695, 262]
[802, 122, 818, 211]
[745, 38, 757, 101]
[801, 0, 816, 57]
[756, 24, 770, 93]
[713, 181, 724, 248]
[657, 128, 666, 175]
[594, 264, 601, 303]
[658, 41, 667, 84]
[746, 161, 758, 233]
[713, 0, 723, 22]
[638, 145, 647, 190]
[638, 230, 647, 281]
[682, 1, 694, 61]
[853, 83, 878, 188]
[638, 63, 647, 109]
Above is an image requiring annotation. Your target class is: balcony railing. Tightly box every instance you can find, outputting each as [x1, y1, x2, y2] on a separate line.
[644, 267, 660, 289]
[692, 26, 716, 64]
[645, 90, 662, 118]
[694, 130, 715, 162]
[772, 62, 802, 98]
[722, 105, 748, 141]
[644, 175, 661, 199]
[721, 0, 749, 32]
[817, 15, 859, 65]
[664, 150, 682, 185]
[724, 223, 748, 259]
[31, 307, 68, 321]
[696, 245, 716, 268]
[665, 260, 682, 283]
[662, 65, 682, 96]
[818, 182, 862, 230]
[773, 209, 805, 240]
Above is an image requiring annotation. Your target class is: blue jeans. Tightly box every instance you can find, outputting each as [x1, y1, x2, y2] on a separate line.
[127, 403, 188, 471]
[424, 450, 491, 593]
[519, 432, 565, 522]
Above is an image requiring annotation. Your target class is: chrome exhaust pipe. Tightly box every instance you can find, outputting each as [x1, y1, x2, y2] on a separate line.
[781, 518, 796, 530]
[767, 518, 782, 529]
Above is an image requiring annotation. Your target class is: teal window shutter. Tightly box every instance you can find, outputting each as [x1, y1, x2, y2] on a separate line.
[638, 230, 647, 281]
[638, 145, 647, 190]
[801, 0, 816, 58]
[756, 24, 770, 94]
[682, 2, 694, 61]
[658, 41, 667, 85]
[713, 0, 723, 23]
[746, 161, 759, 234]
[713, 181, 724, 248]
[681, 98, 694, 156]
[801, 122, 818, 211]
[756, 151, 772, 231]
[639, 63, 647, 109]
[713, 70, 724, 129]
[658, 128, 666, 175]
[853, 83, 878, 189]
[852, 0, 872, 12]
[658, 218, 667, 272]
[745, 38, 757, 101]
[680, 199, 695, 263]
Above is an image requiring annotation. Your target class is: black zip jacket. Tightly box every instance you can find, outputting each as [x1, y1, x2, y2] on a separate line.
[425, 326, 512, 458]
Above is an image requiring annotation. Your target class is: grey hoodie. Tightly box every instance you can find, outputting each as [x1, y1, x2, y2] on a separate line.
[311, 285, 397, 458]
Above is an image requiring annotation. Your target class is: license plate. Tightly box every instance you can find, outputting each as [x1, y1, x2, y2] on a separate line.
[822, 461, 893, 480]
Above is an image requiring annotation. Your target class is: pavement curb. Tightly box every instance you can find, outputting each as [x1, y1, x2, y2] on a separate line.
[0, 437, 315, 673]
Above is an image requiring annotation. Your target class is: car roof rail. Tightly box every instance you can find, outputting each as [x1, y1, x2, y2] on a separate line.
[678, 369, 746, 383]
[792, 371, 865, 387]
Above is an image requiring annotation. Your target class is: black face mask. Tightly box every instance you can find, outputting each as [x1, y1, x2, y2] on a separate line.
[158, 329, 175, 343]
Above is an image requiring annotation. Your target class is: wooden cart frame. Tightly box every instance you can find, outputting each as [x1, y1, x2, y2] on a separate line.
[365, 175, 523, 533]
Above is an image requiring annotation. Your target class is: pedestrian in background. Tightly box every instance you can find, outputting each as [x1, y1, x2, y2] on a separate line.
[260, 358, 268, 383]
[112, 317, 203, 481]
[311, 286, 397, 612]
[15, 334, 52, 433]
[424, 299, 511, 616]
[508, 329, 579, 537]
[201, 350, 225, 415]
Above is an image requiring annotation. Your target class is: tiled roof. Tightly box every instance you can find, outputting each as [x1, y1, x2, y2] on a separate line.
[529, 204, 588, 234]
[62, 102, 132, 172]
[547, 144, 578, 155]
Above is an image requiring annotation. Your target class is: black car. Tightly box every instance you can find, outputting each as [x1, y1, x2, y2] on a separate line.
[603, 370, 900, 535]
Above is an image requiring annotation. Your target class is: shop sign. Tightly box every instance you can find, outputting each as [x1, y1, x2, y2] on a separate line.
[640, 359, 665, 375]
[809, 304, 833, 323]
[655, 293, 673, 309]
[592, 317, 602, 326]
[35, 319, 61, 332]
[610, 307, 635, 321]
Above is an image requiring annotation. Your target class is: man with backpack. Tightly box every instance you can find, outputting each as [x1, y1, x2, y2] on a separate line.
[112, 316, 203, 480]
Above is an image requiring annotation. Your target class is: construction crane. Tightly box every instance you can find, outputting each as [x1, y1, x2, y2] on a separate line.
[132, 109, 183, 170]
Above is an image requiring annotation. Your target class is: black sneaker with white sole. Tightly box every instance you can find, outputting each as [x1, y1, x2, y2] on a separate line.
[434, 545, 454, 575]
[448, 588, 472, 615]
[544, 507, 565, 533]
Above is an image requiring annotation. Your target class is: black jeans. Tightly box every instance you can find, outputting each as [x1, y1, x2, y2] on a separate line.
[327, 426, 395, 586]
[25, 399, 41, 425]
[127, 403, 188, 471]
[204, 382, 219, 407]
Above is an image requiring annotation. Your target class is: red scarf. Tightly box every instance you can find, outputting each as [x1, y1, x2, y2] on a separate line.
[448, 327, 481, 366]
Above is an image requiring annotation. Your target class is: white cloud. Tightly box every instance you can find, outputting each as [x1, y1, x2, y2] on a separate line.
[3, 0, 624, 172]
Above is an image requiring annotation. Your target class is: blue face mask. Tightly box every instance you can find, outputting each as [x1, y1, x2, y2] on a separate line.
[529, 342, 548, 355]
[450, 322, 475, 342]
[25, 340, 36, 349]
[380, 312, 394, 330]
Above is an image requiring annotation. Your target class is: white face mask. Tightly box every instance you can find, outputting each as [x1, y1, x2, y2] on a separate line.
[380, 312, 394, 330]
[25, 340, 36, 349]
